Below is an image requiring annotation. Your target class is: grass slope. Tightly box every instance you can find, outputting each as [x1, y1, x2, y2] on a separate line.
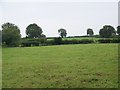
[2, 44, 118, 88]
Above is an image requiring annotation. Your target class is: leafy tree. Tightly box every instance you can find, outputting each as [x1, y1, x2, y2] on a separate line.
[117, 26, 120, 35]
[26, 23, 43, 38]
[2, 22, 21, 47]
[99, 25, 116, 38]
[58, 28, 67, 38]
[87, 28, 94, 36]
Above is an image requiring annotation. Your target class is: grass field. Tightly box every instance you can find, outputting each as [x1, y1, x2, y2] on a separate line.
[2, 44, 118, 88]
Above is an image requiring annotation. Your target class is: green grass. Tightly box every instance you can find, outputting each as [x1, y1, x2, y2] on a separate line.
[2, 44, 118, 88]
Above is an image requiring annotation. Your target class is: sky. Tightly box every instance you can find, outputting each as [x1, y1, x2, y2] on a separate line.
[0, 0, 119, 37]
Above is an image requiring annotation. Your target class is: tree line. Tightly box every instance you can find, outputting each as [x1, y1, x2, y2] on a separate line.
[1, 22, 120, 47]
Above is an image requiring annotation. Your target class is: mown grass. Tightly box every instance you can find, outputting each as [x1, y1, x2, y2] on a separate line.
[2, 44, 118, 88]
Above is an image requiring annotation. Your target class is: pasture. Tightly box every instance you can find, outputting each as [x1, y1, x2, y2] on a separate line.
[2, 44, 118, 88]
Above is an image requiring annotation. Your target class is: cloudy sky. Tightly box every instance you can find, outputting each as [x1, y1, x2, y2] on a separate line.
[0, 0, 118, 37]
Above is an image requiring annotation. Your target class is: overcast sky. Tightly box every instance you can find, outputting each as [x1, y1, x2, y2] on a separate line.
[0, 0, 118, 37]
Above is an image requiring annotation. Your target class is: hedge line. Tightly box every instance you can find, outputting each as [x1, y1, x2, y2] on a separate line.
[21, 38, 120, 47]
[21, 38, 47, 47]
[98, 39, 120, 43]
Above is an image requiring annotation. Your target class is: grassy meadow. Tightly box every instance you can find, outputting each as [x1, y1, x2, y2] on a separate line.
[2, 44, 118, 88]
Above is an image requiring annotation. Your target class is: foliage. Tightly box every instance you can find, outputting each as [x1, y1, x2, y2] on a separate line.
[62, 39, 94, 44]
[98, 38, 120, 43]
[53, 37, 62, 45]
[117, 26, 120, 35]
[98, 39, 112, 43]
[87, 28, 94, 36]
[112, 38, 120, 43]
[21, 37, 120, 47]
[26, 23, 43, 38]
[2, 22, 21, 47]
[22, 41, 39, 47]
[79, 39, 94, 44]
[41, 34, 46, 38]
[46, 38, 94, 46]
[62, 39, 79, 44]
[46, 40, 54, 45]
[58, 28, 67, 38]
[21, 38, 47, 47]
[99, 25, 116, 38]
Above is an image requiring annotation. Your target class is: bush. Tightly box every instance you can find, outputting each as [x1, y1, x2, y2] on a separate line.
[21, 38, 47, 47]
[79, 39, 94, 44]
[62, 39, 79, 44]
[46, 40, 54, 45]
[21, 41, 39, 47]
[98, 38, 120, 43]
[112, 38, 120, 43]
[98, 39, 112, 43]
[53, 37, 62, 45]
[62, 40, 71, 44]
[94, 35, 100, 38]
[62, 39, 94, 44]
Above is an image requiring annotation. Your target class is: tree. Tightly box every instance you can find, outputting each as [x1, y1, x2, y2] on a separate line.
[41, 34, 46, 38]
[26, 23, 43, 38]
[87, 28, 94, 36]
[117, 26, 120, 35]
[58, 28, 67, 38]
[2, 22, 21, 47]
[99, 25, 116, 38]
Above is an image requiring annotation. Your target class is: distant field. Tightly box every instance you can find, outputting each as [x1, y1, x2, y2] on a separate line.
[47, 37, 100, 41]
[63, 37, 100, 40]
[2, 44, 118, 88]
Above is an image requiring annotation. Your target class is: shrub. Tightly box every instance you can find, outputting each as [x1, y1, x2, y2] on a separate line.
[21, 38, 47, 47]
[62, 39, 94, 44]
[98, 39, 112, 43]
[98, 38, 120, 43]
[21, 41, 39, 47]
[79, 39, 94, 44]
[53, 37, 62, 45]
[62, 40, 71, 44]
[111, 38, 120, 43]
[46, 40, 54, 45]
[62, 39, 79, 44]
